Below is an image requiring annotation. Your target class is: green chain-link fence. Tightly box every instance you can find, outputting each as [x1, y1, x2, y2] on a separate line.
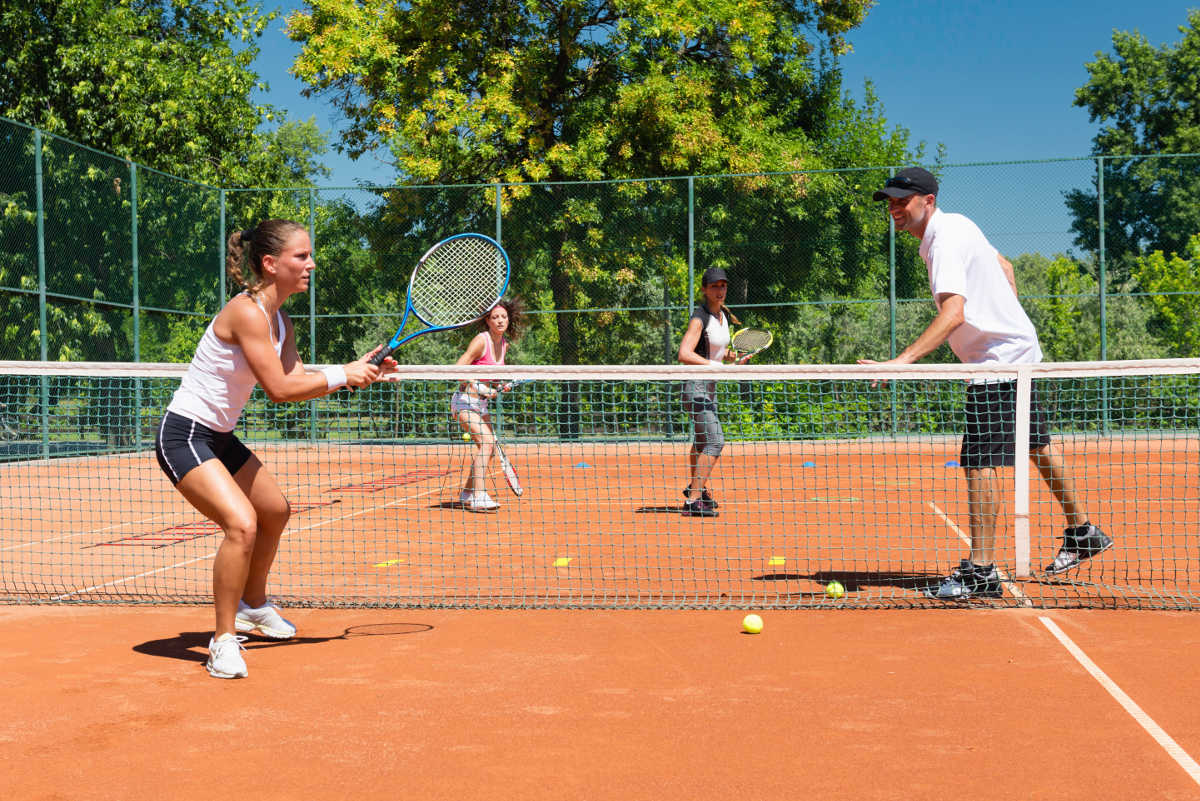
[3, 115, 1200, 367]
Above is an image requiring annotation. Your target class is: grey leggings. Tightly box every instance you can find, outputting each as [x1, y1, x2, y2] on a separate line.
[683, 380, 724, 457]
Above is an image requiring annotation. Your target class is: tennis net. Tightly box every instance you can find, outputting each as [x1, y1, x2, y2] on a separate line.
[1, 359, 1197, 609]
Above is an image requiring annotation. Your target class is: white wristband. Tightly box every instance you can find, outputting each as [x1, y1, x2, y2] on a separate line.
[321, 365, 348, 390]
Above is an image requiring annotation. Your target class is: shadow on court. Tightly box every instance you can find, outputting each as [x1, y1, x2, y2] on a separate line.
[634, 505, 684, 514]
[754, 570, 941, 593]
[132, 623, 433, 664]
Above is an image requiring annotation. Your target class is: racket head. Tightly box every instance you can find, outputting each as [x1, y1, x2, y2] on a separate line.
[494, 441, 523, 496]
[407, 233, 510, 329]
[730, 327, 773, 355]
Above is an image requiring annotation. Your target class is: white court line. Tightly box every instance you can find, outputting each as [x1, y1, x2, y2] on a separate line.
[1, 511, 176, 551]
[1039, 616, 1200, 788]
[7, 457, 423, 553]
[928, 501, 1031, 606]
[49, 483, 447, 600]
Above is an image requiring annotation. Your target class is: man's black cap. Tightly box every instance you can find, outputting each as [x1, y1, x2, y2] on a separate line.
[872, 167, 939, 201]
[701, 267, 728, 285]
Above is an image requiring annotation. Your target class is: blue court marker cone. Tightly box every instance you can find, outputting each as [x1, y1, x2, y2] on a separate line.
[945, 460, 960, 468]
[802, 461, 816, 468]
[574, 461, 592, 469]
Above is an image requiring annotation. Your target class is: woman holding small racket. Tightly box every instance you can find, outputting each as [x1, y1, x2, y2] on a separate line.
[452, 297, 525, 512]
[154, 219, 396, 679]
[677, 268, 760, 517]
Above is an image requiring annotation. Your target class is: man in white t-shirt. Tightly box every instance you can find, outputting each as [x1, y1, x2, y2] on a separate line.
[861, 167, 1113, 600]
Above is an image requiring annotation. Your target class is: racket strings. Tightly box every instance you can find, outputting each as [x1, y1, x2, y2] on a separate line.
[731, 329, 772, 352]
[410, 237, 507, 326]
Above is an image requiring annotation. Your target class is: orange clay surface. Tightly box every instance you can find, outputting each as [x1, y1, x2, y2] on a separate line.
[3, 605, 1200, 801]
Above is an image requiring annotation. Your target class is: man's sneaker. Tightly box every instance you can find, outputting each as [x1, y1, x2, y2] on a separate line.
[682, 487, 718, 509]
[206, 633, 248, 679]
[467, 491, 500, 512]
[1044, 524, 1113, 575]
[459, 489, 472, 506]
[235, 600, 296, 640]
[924, 559, 1002, 600]
[681, 498, 718, 517]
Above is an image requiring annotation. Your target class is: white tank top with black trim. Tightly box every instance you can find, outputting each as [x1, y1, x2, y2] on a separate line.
[166, 294, 284, 432]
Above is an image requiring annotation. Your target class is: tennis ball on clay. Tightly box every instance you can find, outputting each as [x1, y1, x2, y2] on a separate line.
[461, 432, 472, 441]
[826, 581, 845, 600]
[741, 613, 763, 634]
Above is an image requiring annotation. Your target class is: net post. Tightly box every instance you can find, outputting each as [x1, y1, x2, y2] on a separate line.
[1013, 364, 1033, 577]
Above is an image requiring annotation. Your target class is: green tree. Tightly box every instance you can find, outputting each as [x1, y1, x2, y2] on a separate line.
[0, 0, 333, 362]
[288, 0, 918, 372]
[0, 0, 329, 187]
[1065, 10, 1200, 281]
[1131, 233, 1200, 357]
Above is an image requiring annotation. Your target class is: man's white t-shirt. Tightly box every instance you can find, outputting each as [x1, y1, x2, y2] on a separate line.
[920, 208, 1042, 365]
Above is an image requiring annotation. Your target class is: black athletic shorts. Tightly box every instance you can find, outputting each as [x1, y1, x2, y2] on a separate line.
[155, 410, 253, 485]
[960, 380, 1051, 469]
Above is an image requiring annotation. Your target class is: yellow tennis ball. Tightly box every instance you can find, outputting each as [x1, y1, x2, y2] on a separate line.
[461, 432, 472, 441]
[741, 613, 763, 634]
[826, 580, 845, 599]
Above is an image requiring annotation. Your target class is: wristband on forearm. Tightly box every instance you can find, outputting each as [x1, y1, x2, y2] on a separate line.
[321, 365, 348, 390]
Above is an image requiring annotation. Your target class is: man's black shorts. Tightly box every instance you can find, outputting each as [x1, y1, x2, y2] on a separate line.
[960, 381, 1051, 469]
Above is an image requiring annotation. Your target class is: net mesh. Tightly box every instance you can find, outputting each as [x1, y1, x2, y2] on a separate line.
[410, 235, 509, 327]
[2, 359, 1198, 609]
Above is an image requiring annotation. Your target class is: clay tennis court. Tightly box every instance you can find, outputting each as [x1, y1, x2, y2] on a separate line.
[4, 394, 1200, 797]
[3, 606, 1199, 799]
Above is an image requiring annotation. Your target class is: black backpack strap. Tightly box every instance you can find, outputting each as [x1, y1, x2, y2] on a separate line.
[692, 304, 711, 360]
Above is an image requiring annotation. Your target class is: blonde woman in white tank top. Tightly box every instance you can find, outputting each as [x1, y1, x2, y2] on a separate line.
[154, 219, 397, 678]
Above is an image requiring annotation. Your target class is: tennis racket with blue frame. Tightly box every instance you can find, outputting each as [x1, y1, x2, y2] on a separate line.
[367, 233, 511, 365]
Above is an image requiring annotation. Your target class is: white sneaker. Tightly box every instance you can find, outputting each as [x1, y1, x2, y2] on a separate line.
[206, 633, 248, 679]
[467, 491, 500, 512]
[459, 489, 472, 506]
[235, 599, 297, 640]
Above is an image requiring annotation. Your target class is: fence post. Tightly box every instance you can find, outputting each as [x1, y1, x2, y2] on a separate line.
[130, 161, 142, 448]
[34, 129, 49, 458]
[218, 190, 226, 302]
[687, 176, 695, 314]
[308, 188, 318, 443]
[494, 183, 502, 243]
[888, 167, 899, 436]
[1097, 157, 1110, 432]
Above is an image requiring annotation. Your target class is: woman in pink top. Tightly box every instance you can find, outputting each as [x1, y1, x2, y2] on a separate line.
[451, 297, 525, 512]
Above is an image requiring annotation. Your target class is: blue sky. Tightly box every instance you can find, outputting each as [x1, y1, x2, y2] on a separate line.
[253, 2, 1193, 187]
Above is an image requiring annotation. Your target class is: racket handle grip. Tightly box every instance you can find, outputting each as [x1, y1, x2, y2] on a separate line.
[368, 345, 393, 367]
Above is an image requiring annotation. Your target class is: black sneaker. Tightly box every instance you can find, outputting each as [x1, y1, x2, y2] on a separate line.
[681, 499, 718, 517]
[682, 487, 718, 509]
[924, 559, 1002, 600]
[1044, 524, 1113, 575]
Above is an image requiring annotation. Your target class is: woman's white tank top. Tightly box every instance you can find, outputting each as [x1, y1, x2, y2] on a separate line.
[166, 295, 284, 432]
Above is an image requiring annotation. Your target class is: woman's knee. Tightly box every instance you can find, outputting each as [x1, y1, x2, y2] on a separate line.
[223, 511, 258, 552]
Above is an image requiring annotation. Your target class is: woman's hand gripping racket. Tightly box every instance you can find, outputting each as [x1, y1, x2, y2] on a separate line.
[367, 233, 511, 366]
[729, 327, 773, 362]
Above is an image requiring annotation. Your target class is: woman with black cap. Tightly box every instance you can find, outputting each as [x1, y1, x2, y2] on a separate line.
[676, 267, 749, 517]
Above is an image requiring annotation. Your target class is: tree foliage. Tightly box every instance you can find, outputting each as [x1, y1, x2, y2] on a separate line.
[0, 0, 334, 362]
[0, 0, 329, 187]
[1065, 10, 1200, 279]
[288, 0, 920, 367]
